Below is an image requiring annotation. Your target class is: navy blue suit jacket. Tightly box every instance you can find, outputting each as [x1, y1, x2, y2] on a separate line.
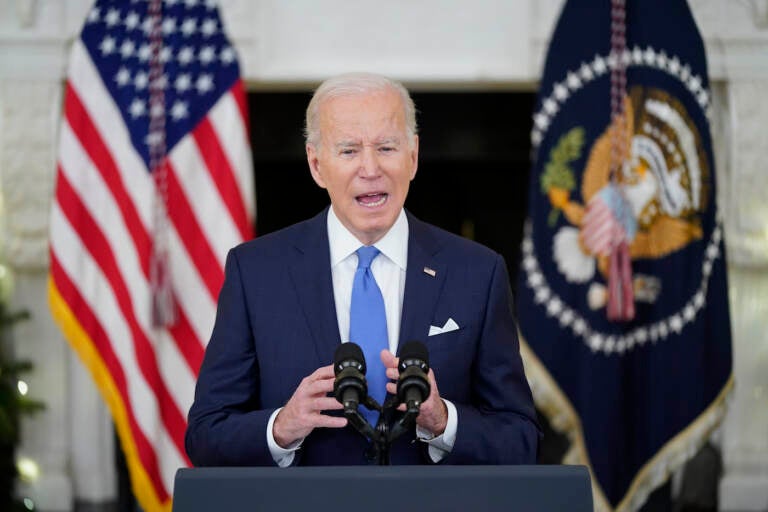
[185, 209, 539, 466]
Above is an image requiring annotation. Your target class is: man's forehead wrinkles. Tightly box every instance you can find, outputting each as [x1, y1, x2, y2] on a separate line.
[332, 136, 401, 147]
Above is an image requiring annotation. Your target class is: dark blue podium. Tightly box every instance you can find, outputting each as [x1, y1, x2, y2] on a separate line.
[172, 465, 593, 511]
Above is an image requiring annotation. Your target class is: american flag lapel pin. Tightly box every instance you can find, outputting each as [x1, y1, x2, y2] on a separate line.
[423, 267, 436, 277]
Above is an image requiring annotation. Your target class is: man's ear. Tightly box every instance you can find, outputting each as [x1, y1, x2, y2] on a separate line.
[306, 143, 327, 189]
[409, 135, 419, 181]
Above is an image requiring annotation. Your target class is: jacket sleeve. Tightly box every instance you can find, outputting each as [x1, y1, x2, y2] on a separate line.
[442, 254, 541, 464]
[185, 249, 279, 466]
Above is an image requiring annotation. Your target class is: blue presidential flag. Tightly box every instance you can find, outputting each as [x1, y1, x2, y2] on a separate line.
[517, 0, 732, 510]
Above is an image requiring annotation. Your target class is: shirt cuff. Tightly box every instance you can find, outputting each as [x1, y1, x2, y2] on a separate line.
[267, 407, 303, 467]
[415, 399, 457, 462]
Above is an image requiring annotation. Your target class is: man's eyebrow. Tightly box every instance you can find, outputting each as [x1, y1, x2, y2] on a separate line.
[375, 137, 401, 145]
[333, 137, 401, 149]
[334, 140, 361, 148]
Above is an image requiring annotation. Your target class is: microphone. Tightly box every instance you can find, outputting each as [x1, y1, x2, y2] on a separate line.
[333, 342, 367, 412]
[396, 341, 430, 412]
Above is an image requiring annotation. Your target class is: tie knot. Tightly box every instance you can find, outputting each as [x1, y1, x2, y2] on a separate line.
[355, 246, 380, 270]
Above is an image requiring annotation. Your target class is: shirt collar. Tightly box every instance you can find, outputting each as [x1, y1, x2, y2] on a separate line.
[327, 207, 408, 271]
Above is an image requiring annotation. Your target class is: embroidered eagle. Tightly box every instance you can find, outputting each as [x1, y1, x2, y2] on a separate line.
[543, 86, 708, 309]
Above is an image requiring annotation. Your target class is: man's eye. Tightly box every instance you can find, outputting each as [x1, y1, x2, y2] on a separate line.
[340, 149, 357, 156]
[379, 146, 395, 153]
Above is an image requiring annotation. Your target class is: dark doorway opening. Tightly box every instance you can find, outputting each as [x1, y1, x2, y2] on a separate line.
[248, 90, 535, 283]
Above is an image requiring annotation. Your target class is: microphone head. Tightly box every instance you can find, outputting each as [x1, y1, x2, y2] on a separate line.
[397, 340, 430, 406]
[398, 340, 429, 372]
[333, 342, 367, 410]
[334, 342, 366, 375]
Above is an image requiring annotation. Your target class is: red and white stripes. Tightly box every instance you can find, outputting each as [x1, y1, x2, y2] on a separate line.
[49, 38, 254, 510]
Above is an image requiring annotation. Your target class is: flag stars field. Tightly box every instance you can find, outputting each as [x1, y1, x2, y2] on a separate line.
[81, 1, 238, 152]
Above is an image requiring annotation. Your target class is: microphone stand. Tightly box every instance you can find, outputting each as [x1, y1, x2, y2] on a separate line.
[336, 341, 430, 465]
[341, 396, 381, 444]
[387, 402, 419, 444]
[343, 396, 421, 465]
[375, 418, 390, 466]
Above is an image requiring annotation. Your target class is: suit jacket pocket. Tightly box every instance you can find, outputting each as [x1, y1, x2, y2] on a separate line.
[424, 319, 475, 349]
[424, 323, 478, 401]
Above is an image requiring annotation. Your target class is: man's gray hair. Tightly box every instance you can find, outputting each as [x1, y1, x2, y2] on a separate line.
[304, 72, 418, 147]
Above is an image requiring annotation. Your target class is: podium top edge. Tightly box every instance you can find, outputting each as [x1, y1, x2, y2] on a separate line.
[175, 464, 590, 479]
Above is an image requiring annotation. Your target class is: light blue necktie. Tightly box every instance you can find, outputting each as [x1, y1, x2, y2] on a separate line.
[349, 246, 388, 426]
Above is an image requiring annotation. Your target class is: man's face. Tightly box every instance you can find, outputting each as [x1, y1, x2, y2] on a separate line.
[306, 88, 419, 245]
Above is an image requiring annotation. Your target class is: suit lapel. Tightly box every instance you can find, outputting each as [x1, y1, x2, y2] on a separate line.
[287, 209, 448, 361]
[288, 209, 341, 365]
[399, 213, 447, 352]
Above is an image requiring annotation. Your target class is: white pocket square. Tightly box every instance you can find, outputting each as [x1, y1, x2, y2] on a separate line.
[428, 318, 460, 336]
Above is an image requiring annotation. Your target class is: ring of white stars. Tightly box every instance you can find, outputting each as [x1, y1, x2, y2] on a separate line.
[521, 218, 723, 356]
[523, 48, 720, 356]
[530, 47, 712, 149]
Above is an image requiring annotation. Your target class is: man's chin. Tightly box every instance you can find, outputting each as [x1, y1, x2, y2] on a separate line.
[352, 218, 397, 245]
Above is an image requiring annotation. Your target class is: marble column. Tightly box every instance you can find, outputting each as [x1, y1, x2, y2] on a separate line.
[0, 78, 73, 510]
[718, 79, 768, 512]
[0, 75, 116, 510]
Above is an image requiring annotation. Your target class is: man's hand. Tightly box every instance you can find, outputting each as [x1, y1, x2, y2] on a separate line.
[382, 349, 448, 435]
[272, 365, 347, 448]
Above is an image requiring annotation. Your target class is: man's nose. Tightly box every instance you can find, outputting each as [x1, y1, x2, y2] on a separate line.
[358, 147, 381, 178]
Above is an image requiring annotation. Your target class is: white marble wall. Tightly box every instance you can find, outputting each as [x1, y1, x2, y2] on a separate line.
[0, 1, 766, 510]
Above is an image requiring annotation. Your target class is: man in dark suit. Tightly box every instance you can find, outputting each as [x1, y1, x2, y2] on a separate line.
[185, 73, 540, 467]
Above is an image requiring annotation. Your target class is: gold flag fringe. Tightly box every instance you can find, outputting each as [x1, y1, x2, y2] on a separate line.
[519, 335, 733, 512]
[49, 278, 173, 512]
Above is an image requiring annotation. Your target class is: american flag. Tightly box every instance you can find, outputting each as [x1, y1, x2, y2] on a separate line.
[48, 0, 254, 510]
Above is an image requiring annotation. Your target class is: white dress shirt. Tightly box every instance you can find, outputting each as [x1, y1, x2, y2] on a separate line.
[267, 208, 457, 466]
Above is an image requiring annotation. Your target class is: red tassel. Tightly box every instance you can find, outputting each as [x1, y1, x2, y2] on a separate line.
[607, 240, 635, 321]
[151, 248, 176, 327]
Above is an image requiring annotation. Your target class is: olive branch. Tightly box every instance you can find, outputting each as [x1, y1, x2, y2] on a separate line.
[540, 127, 585, 226]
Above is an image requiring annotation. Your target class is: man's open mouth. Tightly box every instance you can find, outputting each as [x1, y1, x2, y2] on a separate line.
[356, 193, 388, 207]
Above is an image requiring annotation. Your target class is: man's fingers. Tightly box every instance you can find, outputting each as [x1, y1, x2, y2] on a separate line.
[300, 365, 335, 389]
[274, 364, 348, 446]
[310, 364, 336, 380]
[423, 369, 440, 405]
[315, 396, 343, 411]
[306, 376, 336, 396]
[380, 349, 398, 369]
[314, 415, 347, 429]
